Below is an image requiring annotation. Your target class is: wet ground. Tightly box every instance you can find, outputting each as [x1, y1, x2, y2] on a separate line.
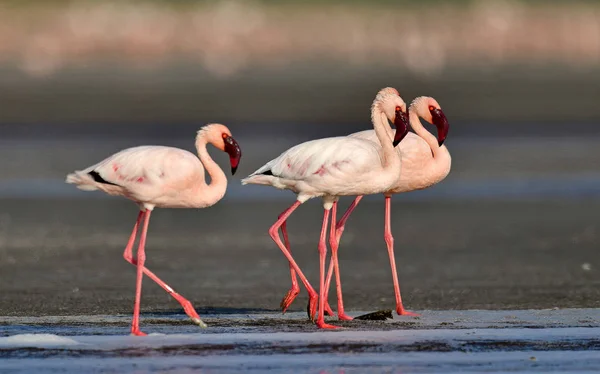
[0, 199, 599, 317]
[3, 309, 600, 336]
[1, 310, 599, 373]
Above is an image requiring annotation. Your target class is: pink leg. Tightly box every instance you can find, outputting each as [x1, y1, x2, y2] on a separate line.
[131, 210, 151, 336]
[384, 196, 418, 317]
[123, 212, 206, 327]
[281, 219, 335, 317]
[269, 201, 320, 322]
[279, 219, 300, 314]
[324, 196, 363, 303]
[316, 208, 338, 329]
[328, 201, 353, 320]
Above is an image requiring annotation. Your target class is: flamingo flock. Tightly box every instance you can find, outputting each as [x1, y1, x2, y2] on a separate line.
[66, 87, 450, 334]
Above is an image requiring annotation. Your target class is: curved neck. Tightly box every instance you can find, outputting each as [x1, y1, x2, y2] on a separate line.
[195, 134, 228, 204]
[371, 104, 398, 168]
[409, 108, 441, 158]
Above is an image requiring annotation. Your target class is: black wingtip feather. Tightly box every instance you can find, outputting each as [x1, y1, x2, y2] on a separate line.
[89, 170, 120, 186]
[260, 170, 274, 176]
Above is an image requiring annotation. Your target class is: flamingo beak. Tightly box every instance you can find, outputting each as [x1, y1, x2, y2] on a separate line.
[224, 135, 242, 175]
[392, 109, 410, 147]
[431, 108, 449, 146]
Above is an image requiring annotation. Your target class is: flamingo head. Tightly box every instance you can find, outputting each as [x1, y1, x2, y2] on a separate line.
[222, 133, 242, 175]
[392, 104, 410, 147]
[376, 91, 410, 147]
[413, 97, 449, 147]
[200, 123, 242, 175]
[375, 87, 400, 101]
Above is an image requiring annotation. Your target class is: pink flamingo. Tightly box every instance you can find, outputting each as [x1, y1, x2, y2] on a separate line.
[65, 123, 242, 336]
[320, 93, 451, 319]
[242, 90, 410, 329]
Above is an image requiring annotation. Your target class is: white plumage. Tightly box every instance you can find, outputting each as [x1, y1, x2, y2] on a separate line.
[243, 136, 394, 203]
[348, 95, 451, 193]
[243, 91, 408, 208]
[67, 146, 204, 205]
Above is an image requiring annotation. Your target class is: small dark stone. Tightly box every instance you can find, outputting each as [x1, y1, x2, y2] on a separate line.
[354, 310, 393, 321]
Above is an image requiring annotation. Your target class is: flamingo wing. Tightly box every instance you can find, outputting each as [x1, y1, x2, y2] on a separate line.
[84, 146, 201, 192]
[249, 136, 381, 182]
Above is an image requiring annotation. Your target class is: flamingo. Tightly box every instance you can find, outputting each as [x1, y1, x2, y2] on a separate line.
[242, 89, 410, 329]
[319, 92, 451, 319]
[65, 123, 242, 336]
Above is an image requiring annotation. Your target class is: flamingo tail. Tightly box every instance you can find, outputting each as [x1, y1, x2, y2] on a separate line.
[65, 171, 99, 191]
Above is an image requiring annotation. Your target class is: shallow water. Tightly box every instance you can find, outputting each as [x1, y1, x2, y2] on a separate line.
[2, 351, 598, 374]
[1, 310, 599, 373]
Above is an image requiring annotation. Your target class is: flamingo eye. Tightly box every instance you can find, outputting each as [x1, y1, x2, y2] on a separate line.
[395, 106, 401, 112]
[222, 133, 228, 139]
[428, 105, 435, 112]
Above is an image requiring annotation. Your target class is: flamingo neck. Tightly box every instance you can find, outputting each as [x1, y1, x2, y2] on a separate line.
[409, 106, 441, 158]
[371, 103, 398, 169]
[195, 134, 227, 205]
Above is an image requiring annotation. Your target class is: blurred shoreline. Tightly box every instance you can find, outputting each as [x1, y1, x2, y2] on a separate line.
[0, 0, 598, 124]
[1, 1, 598, 76]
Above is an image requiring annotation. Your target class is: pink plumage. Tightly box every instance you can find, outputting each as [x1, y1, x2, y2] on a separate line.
[66, 123, 242, 336]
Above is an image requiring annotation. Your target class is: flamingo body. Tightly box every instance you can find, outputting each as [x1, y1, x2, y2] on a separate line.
[68, 146, 208, 208]
[243, 135, 398, 205]
[65, 123, 242, 336]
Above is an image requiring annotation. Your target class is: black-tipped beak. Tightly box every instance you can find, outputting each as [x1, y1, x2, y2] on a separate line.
[392, 109, 410, 147]
[223, 135, 242, 175]
[431, 108, 449, 147]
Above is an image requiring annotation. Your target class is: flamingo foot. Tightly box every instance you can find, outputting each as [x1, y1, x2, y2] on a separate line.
[131, 330, 147, 337]
[191, 317, 208, 328]
[280, 286, 300, 314]
[338, 313, 353, 321]
[397, 307, 419, 317]
[180, 300, 207, 327]
[316, 321, 340, 329]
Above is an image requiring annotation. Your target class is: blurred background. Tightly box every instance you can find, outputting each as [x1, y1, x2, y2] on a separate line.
[0, 0, 599, 316]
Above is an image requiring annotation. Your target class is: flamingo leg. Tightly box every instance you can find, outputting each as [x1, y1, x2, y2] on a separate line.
[316, 208, 339, 329]
[326, 202, 353, 321]
[269, 201, 320, 322]
[323, 196, 363, 304]
[130, 210, 151, 336]
[325, 202, 352, 321]
[279, 220, 299, 313]
[281, 218, 336, 317]
[384, 196, 418, 317]
[123, 212, 207, 328]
